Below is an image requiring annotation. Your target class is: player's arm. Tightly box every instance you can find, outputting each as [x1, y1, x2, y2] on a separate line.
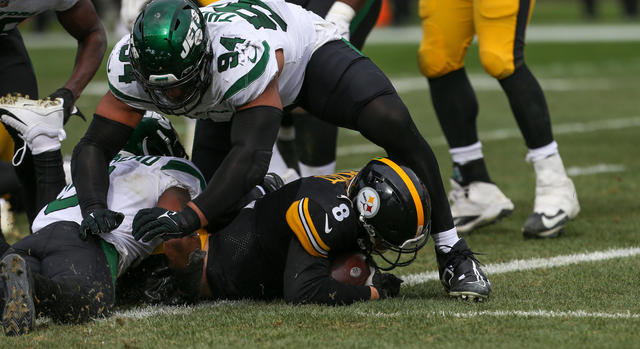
[72, 92, 143, 236]
[132, 50, 285, 243]
[52, 0, 106, 113]
[281, 197, 374, 304]
[283, 239, 372, 305]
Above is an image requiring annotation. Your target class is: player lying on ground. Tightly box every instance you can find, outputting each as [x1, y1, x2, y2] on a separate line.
[135, 157, 488, 305]
[0, 104, 204, 336]
[73, 0, 491, 303]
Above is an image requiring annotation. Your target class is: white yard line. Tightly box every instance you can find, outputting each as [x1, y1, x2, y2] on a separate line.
[567, 164, 626, 176]
[336, 116, 640, 157]
[78, 246, 639, 323]
[402, 246, 640, 286]
[367, 24, 640, 44]
[446, 310, 640, 319]
[390, 75, 612, 94]
[356, 310, 640, 319]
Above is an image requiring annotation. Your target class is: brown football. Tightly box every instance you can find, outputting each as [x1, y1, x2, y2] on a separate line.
[330, 252, 371, 286]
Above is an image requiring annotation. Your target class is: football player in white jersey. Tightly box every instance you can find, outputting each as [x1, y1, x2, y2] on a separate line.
[0, 108, 204, 336]
[0, 0, 106, 239]
[71, 0, 491, 303]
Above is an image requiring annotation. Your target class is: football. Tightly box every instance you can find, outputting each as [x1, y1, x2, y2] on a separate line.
[330, 252, 371, 286]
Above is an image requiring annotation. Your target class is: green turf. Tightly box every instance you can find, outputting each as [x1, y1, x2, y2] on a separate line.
[3, 7, 640, 347]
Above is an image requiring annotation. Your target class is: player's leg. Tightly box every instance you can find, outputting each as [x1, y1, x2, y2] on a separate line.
[0, 29, 40, 226]
[300, 40, 491, 299]
[3, 221, 114, 327]
[418, 0, 514, 234]
[475, 0, 579, 238]
[280, 0, 382, 178]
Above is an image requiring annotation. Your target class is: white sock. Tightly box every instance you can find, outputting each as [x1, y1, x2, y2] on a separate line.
[449, 142, 483, 165]
[525, 141, 558, 163]
[432, 227, 460, 253]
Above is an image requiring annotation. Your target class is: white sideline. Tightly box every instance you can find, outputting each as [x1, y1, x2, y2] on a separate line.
[401, 246, 640, 286]
[336, 116, 640, 157]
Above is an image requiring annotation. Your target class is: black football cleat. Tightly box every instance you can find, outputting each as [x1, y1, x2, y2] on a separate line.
[1, 254, 36, 336]
[436, 238, 491, 301]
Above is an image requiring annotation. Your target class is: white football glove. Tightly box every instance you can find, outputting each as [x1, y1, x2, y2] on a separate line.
[325, 1, 356, 40]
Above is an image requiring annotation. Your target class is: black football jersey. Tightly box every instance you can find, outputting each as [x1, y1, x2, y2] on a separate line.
[205, 171, 371, 303]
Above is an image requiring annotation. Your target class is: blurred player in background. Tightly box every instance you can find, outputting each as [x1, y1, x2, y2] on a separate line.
[0, 0, 107, 241]
[0, 107, 204, 336]
[417, 0, 580, 238]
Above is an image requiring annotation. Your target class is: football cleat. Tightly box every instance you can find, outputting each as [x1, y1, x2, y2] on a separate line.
[523, 154, 580, 238]
[0, 94, 66, 163]
[1, 254, 36, 336]
[436, 238, 491, 301]
[449, 179, 514, 233]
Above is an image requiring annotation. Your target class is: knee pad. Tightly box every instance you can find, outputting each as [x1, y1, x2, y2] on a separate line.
[479, 49, 514, 79]
[418, 31, 455, 78]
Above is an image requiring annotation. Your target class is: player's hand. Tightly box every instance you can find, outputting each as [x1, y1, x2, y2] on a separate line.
[79, 209, 125, 240]
[133, 207, 196, 242]
[48, 87, 86, 123]
[325, 2, 355, 40]
[371, 270, 404, 299]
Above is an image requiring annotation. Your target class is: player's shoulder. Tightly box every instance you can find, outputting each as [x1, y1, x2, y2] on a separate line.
[106, 35, 156, 110]
[285, 193, 358, 258]
[204, 25, 279, 107]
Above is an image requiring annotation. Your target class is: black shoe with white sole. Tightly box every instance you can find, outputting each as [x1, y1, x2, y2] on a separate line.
[436, 238, 491, 301]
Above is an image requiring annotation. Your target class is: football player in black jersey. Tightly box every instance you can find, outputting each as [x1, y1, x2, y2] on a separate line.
[0, 0, 106, 241]
[135, 157, 491, 304]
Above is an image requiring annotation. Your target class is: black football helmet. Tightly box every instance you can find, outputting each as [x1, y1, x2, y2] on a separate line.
[348, 157, 431, 270]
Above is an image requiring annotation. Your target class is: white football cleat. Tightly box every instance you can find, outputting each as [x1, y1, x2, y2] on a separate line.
[522, 154, 580, 238]
[449, 179, 514, 233]
[0, 95, 66, 163]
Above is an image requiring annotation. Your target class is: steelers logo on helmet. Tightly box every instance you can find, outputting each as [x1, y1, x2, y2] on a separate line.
[356, 187, 380, 219]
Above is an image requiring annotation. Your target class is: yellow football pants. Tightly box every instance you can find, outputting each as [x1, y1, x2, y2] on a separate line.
[418, 0, 535, 79]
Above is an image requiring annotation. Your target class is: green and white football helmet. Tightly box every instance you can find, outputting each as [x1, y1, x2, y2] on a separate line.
[122, 112, 187, 158]
[129, 0, 212, 115]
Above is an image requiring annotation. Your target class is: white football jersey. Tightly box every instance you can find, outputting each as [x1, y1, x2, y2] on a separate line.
[0, 0, 78, 34]
[107, 0, 341, 121]
[32, 154, 206, 277]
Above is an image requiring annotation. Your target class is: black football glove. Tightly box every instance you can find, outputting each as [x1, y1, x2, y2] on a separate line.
[371, 270, 404, 299]
[79, 208, 125, 240]
[132, 206, 201, 242]
[48, 87, 86, 124]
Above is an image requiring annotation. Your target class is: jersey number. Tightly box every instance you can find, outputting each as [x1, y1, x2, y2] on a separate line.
[118, 44, 135, 84]
[208, 0, 287, 31]
[332, 204, 350, 222]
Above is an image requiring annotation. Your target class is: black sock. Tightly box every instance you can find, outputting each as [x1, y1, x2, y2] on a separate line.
[453, 158, 492, 186]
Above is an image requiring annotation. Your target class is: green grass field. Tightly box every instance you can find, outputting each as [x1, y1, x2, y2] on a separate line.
[3, 1, 640, 347]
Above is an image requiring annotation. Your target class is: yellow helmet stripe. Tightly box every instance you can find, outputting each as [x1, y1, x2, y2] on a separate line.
[376, 158, 424, 236]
